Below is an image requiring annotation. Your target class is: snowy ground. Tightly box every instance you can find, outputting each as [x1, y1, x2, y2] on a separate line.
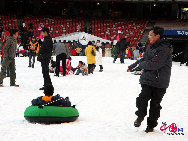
[0, 56, 187, 141]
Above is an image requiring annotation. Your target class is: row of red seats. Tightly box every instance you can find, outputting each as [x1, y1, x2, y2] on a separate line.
[91, 18, 148, 47]
[0, 15, 18, 31]
[24, 16, 85, 38]
[0, 14, 16, 21]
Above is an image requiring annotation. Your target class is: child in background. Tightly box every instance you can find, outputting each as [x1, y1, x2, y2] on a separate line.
[75, 46, 82, 56]
[75, 61, 88, 76]
[31, 84, 71, 107]
[72, 48, 76, 56]
[61, 57, 73, 75]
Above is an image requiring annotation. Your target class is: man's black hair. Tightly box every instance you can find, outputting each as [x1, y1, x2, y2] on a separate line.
[10, 29, 18, 36]
[97, 40, 100, 43]
[150, 26, 164, 39]
[59, 40, 61, 42]
[79, 61, 83, 64]
[88, 41, 92, 45]
[41, 27, 49, 34]
[44, 84, 54, 96]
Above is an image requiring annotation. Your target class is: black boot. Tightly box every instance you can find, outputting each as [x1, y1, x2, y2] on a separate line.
[39, 87, 44, 90]
[134, 117, 144, 127]
[145, 127, 154, 133]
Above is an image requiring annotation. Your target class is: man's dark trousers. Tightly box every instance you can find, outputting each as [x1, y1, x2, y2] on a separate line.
[135, 84, 166, 128]
[55, 53, 67, 76]
[41, 61, 52, 86]
[29, 52, 36, 67]
[120, 50, 125, 63]
[0, 57, 16, 85]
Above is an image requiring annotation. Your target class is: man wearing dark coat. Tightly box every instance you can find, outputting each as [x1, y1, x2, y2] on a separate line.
[37, 28, 53, 90]
[113, 38, 129, 63]
[127, 26, 172, 133]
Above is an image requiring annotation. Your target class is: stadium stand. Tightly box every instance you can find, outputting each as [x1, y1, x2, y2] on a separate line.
[91, 18, 148, 47]
[23, 16, 84, 38]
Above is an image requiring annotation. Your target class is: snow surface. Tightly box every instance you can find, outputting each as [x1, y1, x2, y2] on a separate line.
[0, 56, 187, 141]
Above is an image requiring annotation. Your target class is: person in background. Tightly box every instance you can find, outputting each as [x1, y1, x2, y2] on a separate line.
[28, 36, 40, 68]
[1, 31, 10, 77]
[49, 57, 56, 73]
[72, 48, 77, 56]
[0, 29, 19, 87]
[16, 43, 21, 57]
[75, 61, 88, 76]
[127, 26, 172, 133]
[53, 40, 70, 77]
[96, 43, 103, 72]
[138, 42, 144, 56]
[76, 45, 82, 56]
[85, 41, 96, 74]
[71, 41, 77, 50]
[113, 41, 120, 63]
[119, 38, 129, 64]
[36, 37, 43, 47]
[37, 28, 53, 90]
[133, 47, 140, 60]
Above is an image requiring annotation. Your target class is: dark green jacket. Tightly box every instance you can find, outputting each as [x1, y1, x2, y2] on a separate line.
[4, 36, 17, 59]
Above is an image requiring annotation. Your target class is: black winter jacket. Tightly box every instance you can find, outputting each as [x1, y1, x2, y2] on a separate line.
[119, 39, 129, 51]
[128, 39, 172, 88]
[31, 94, 71, 107]
[38, 35, 53, 62]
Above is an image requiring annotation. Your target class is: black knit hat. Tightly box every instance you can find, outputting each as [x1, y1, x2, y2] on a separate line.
[44, 84, 54, 96]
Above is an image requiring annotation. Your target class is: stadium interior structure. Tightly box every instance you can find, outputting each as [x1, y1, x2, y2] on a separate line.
[0, 0, 188, 61]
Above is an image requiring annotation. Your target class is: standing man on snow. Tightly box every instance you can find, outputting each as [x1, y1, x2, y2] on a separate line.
[37, 28, 53, 90]
[0, 29, 19, 87]
[127, 26, 172, 133]
[53, 40, 70, 77]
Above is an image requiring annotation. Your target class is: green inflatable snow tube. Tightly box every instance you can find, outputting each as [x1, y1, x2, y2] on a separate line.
[24, 106, 79, 123]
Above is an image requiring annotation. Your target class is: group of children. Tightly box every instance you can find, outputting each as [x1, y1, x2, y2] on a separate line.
[49, 57, 89, 76]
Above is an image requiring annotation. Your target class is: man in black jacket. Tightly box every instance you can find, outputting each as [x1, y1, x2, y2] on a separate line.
[113, 38, 129, 63]
[127, 26, 172, 133]
[38, 28, 53, 90]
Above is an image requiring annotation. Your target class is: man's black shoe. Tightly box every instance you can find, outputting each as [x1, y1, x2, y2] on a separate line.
[134, 117, 144, 127]
[39, 87, 44, 90]
[54, 74, 59, 77]
[10, 84, 19, 87]
[28, 66, 31, 67]
[145, 127, 154, 133]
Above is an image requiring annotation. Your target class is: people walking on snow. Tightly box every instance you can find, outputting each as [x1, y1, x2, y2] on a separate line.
[0, 29, 19, 87]
[37, 28, 53, 90]
[127, 26, 172, 133]
[85, 41, 96, 74]
[28, 36, 40, 68]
